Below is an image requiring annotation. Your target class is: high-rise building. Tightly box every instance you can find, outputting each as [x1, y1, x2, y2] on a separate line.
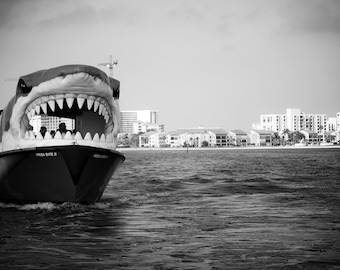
[286, 108, 302, 132]
[260, 114, 286, 132]
[259, 108, 331, 133]
[326, 117, 337, 132]
[286, 108, 328, 132]
[120, 110, 159, 133]
[30, 115, 74, 135]
[132, 121, 164, 134]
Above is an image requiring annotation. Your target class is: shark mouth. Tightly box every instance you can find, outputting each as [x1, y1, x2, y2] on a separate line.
[23, 94, 114, 143]
[0, 65, 121, 152]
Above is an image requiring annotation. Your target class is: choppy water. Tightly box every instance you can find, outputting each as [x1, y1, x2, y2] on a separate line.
[1, 148, 340, 269]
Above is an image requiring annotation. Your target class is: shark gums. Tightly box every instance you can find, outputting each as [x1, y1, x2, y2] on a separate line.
[0, 65, 125, 203]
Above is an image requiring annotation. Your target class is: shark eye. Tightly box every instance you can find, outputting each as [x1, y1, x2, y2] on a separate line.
[21, 84, 32, 94]
[18, 79, 32, 95]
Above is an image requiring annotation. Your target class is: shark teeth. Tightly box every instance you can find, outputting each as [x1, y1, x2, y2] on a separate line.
[24, 131, 114, 143]
[47, 100, 55, 112]
[22, 94, 115, 149]
[25, 94, 111, 124]
[40, 103, 47, 114]
[56, 98, 64, 110]
[77, 97, 85, 109]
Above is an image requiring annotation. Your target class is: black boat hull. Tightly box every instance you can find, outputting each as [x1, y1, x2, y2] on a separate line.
[0, 145, 125, 203]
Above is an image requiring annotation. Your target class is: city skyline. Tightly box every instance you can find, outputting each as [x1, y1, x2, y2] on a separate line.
[1, 0, 340, 132]
[27, 107, 339, 139]
[121, 107, 340, 134]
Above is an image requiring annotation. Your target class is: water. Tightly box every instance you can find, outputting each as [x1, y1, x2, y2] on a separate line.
[1, 148, 340, 269]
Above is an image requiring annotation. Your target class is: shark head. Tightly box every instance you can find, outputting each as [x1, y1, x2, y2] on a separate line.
[0, 65, 121, 152]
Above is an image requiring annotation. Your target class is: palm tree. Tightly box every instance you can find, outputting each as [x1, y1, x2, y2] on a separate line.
[272, 132, 280, 146]
[293, 131, 305, 143]
[282, 129, 291, 145]
[319, 125, 324, 143]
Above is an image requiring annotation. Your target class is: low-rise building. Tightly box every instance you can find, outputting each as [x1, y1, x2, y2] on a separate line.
[138, 131, 170, 147]
[165, 131, 181, 147]
[209, 129, 230, 147]
[248, 130, 273, 146]
[300, 130, 318, 144]
[164, 128, 213, 147]
[167, 128, 230, 148]
[228, 130, 248, 146]
[139, 131, 158, 147]
[332, 130, 340, 143]
[139, 127, 227, 148]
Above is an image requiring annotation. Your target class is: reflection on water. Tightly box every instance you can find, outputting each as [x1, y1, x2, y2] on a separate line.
[1, 148, 340, 269]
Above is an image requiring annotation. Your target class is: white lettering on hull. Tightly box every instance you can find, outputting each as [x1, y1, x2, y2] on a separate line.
[36, 152, 58, 157]
[93, 154, 108, 159]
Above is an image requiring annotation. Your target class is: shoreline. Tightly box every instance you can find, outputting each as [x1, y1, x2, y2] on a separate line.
[119, 145, 340, 151]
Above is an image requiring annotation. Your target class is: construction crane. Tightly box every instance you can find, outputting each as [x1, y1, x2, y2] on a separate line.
[98, 55, 118, 78]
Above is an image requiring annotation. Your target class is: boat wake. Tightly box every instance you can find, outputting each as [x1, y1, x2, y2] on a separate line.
[0, 201, 114, 211]
[0, 201, 56, 211]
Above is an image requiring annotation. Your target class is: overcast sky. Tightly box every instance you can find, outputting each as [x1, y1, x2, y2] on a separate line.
[0, 0, 339, 131]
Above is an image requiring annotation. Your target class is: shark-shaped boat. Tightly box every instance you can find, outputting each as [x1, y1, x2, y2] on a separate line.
[0, 65, 125, 203]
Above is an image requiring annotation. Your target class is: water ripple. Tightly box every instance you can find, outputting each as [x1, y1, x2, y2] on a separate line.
[1, 148, 340, 269]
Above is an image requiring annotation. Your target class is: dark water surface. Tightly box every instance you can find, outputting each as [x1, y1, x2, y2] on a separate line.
[1, 148, 340, 269]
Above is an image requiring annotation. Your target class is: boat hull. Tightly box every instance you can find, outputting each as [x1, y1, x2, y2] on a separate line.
[0, 145, 125, 203]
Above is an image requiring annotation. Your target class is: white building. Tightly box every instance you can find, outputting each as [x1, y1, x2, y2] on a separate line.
[248, 130, 273, 146]
[286, 108, 327, 132]
[166, 131, 181, 147]
[260, 114, 286, 132]
[162, 128, 227, 148]
[179, 128, 221, 147]
[326, 117, 337, 132]
[139, 128, 226, 148]
[132, 121, 164, 134]
[300, 130, 319, 144]
[259, 108, 332, 133]
[139, 131, 158, 147]
[228, 130, 248, 146]
[332, 130, 340, 143]
[177, 130, 215, 147]
[120, 110, 159, 133]
[30, 115, 74, 135]
[139, 131, 169, 147]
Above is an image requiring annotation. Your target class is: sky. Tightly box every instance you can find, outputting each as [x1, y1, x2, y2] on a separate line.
[0, 0, 339, 132]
